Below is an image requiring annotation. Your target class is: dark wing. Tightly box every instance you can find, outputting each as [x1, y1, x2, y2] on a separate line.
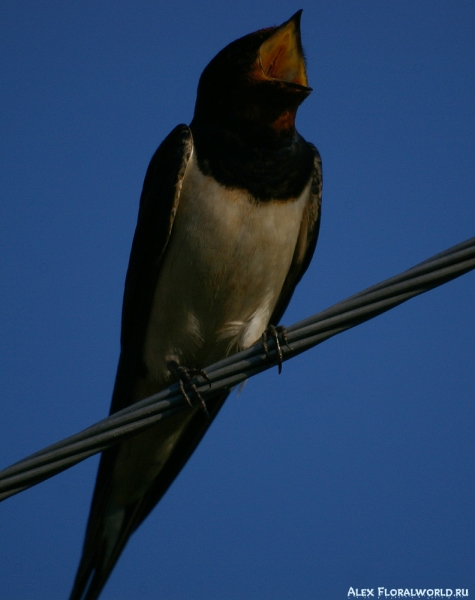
[69, 125, 231, 600]
[269, 144, 323, 326]
[112, 124, 193, 414]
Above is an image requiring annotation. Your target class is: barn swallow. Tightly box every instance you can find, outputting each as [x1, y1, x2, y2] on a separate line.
[70, 11, 322, 600]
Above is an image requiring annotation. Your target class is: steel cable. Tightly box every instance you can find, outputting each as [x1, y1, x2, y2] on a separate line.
[1, 236, 474, 501]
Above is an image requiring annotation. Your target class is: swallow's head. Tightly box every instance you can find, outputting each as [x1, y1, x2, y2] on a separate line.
[193, 11, 311, 133]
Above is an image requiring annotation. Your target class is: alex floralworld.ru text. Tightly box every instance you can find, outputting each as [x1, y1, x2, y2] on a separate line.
[348, 589, 469, 598]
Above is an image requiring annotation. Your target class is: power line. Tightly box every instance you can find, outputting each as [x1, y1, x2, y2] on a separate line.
[0, 236, 474, 502]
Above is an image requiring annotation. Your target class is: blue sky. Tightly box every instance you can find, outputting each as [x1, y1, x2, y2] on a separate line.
[1, 2, 474, 599]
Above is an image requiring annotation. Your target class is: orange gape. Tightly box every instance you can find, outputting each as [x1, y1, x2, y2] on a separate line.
[271, 107, 298, 131]
[254, 18, 308, 87]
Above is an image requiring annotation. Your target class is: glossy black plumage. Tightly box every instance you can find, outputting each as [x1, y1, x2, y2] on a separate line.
[191, 12, 314, 201]
[191, 121, 317, 201]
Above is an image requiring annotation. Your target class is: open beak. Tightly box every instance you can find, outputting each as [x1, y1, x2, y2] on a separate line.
[257, 10, 309, 88]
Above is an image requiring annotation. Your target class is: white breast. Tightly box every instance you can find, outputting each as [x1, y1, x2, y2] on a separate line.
[142, 148, 310, 384]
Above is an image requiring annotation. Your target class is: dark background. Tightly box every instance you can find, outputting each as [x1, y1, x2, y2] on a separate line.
[1, 2, 474, 598]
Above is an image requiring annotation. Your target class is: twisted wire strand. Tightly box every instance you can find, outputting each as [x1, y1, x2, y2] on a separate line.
[1, 236, 474, 501]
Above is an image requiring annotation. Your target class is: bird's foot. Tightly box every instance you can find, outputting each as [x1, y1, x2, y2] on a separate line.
[261, 325, 291, 374]
[167, 360, 211, 417]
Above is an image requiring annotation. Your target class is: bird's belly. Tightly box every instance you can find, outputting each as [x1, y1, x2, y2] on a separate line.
[142, 151, 309, 385]
[111, 152, 311, 506]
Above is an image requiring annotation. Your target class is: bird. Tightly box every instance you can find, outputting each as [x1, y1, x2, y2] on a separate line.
[70, 10, 322, 600]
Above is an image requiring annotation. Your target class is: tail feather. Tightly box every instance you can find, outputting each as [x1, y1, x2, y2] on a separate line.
[69, 390, 229, 600]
